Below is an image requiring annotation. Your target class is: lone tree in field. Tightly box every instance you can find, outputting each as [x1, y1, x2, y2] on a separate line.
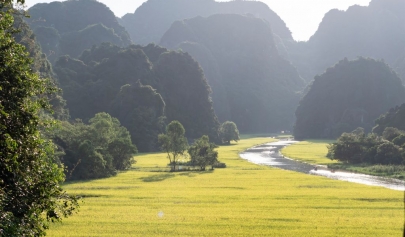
[0, 1, 78, 235]
[219, 121, 240, 145]
[158, 121, 188, 171]
[188, 135, 219, 171]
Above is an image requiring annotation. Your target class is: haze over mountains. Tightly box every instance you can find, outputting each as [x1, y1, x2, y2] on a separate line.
[25, 0, 405, 142]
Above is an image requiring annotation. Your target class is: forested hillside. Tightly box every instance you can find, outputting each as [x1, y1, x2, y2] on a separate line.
[294, 58, 405, 140]
[290, 0, 405, 83]
[161, 14, 304, 133]
[373, 103, 405, 134]
[55, 43, 219, 151]
[26, 0, 131, 62]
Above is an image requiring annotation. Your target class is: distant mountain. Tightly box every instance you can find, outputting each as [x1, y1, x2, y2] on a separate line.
[294, 58, 405, 140]
[161, 14, 305, 133]
[119, 0, 292, 47]
[291, 0, 405, 83]
[54, 43, 220, 150]
[27, 0, 131, 62]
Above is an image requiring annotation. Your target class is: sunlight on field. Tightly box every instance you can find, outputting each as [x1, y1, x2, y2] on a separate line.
[48, 137, 404, 237]
[281, 140, 339, 165]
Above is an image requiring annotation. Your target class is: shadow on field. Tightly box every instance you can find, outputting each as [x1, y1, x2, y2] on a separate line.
[178, 170, 213, 177]
[140, 173, 175, 182]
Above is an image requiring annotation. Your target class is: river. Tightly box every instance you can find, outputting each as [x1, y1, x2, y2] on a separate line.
[239, 140, 405, 191]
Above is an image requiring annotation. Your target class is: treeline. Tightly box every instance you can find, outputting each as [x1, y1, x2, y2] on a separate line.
[328, 127, 405, 165]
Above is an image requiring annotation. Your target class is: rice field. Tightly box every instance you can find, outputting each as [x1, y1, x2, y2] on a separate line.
[48, 137, 404, 236]
[281, 140, 338, 165]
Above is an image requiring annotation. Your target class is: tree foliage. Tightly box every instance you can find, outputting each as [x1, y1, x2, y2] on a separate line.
[158, 121, 188, 171]
[219, 121, 240, 145]
[327, 128, 405, 165]
[188, 135, 219, 171]
[51, 113, 137, 180]
[373, 103, 405, 135]
[0, 1, 78, 235]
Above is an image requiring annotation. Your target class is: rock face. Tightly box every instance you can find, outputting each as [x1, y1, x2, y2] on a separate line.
[27, 0, 131, 62]
[290, 0, 405, 83]
[119, 0, 292, 45]
[161, 14, 305, 133]
[294, 58, 405, 140]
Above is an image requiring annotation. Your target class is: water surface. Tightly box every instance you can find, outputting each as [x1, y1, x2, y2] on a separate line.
[240, 140, 405, 191]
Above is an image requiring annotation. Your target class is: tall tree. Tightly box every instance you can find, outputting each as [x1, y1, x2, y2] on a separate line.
[158, 121, 188, 171]
[188, 135, 219, 171]
[0, 1, 78, 235]
[219, 121, 240, 145]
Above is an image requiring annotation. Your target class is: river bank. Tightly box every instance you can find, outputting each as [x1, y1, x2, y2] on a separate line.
[281, 140, 405, 181]
[240, 140, 405, 191]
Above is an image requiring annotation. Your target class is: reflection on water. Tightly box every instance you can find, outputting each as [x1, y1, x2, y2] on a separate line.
[240, 140, 405, 191]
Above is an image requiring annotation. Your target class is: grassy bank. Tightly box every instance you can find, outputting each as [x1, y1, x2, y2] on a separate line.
[48, 137, 404, 236]
[281, 140, 405, 180]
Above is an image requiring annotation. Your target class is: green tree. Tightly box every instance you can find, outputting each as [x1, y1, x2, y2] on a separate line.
[188, 135, 219, 171]
[219, 121, 240, 145]
[158, 121, 188, 171]
[51, 113, 137, 180]
[0, 1, 78, 235]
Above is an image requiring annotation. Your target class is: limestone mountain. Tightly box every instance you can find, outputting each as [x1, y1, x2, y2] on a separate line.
[54, 43, 220, 150]
[27, 0, 131, 62]
[291, 0, 405, 83]
[294, 58, 405, 140]
[119, 0, 292, 52]
[161, 14, 305, 133]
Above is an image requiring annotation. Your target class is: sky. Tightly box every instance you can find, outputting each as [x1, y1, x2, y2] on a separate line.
[24, 0, 372, 41]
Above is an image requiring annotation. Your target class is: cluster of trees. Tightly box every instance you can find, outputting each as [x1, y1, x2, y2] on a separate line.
[0, 1, 78, 235]
[50, 113, 137, 180]
[294, 58, 405, 140]
[327, 127, 405, 165]
[159, 121, 231, 171]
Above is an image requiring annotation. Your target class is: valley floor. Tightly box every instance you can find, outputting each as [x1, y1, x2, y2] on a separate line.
[48, 137, 404, 236]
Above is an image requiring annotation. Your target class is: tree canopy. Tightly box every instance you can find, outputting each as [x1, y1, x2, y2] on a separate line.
[0, 1, 78, 235]
[219, 121, 240, 145]
[158, 121, 188, 171]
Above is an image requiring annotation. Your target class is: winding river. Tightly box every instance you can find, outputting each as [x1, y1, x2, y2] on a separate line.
[239, 140, 405, 191]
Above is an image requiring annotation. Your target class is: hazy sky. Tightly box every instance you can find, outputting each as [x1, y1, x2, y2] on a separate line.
[24, 0, 372, 41]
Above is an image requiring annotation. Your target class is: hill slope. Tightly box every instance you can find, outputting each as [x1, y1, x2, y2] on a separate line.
[291, 0, 405, 83]
[294, 58, 405, 139]
[161, 14, 305, 133]
[119, 0, 292, 46]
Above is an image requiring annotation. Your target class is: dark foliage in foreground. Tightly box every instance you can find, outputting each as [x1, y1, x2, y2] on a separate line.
[0, 1, 78, 235]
